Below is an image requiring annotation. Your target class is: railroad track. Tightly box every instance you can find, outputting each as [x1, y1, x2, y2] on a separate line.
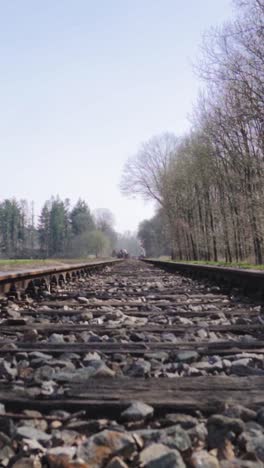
[0, 260, 263, 467]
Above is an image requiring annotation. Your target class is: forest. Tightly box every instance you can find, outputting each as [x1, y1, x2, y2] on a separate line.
[0, 197, 117, 258]
[0, 197, 142, 259]
[122, 0, 264, 264]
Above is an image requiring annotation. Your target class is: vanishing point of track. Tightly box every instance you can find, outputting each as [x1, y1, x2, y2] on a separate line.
[0, 259, 264, 466]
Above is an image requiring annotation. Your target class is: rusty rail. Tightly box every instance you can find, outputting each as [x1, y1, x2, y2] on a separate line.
[143, 259, 264, 297]
[0, 259, 121, 296]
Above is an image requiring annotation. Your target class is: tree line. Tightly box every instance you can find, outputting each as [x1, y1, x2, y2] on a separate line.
[122, 0, 264, 264]
[0, 197, 117, 258]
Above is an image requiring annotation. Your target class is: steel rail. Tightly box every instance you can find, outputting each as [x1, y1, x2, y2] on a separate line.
[143, 259, 264, 297]
[0, 259, 121, 296]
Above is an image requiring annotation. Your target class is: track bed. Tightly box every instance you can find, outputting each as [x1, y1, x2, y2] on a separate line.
[0, 260, 263, 467]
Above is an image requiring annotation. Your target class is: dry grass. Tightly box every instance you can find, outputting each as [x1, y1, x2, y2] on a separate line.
[0, 257, 109, 272]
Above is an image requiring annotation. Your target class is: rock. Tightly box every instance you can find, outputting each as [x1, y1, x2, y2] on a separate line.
[77, 430, 137, 467]
[52, 429, 80, 445]
[223, 404, 256, 422]
[231, 363, 264, 376]
[162, 333, 178, 343]
[126, 359, 151, 377]
[29, 351, 53, 361]
[256, 407, 264, 426]
[21, 410, 48, 432]
[0, 417, 16, 436]
[174, 351, 199, 363]
[121, 401, 154, 422]
[165, 414, 198, 429]
[82, 311, 93, 320]
[0, 360, 17, 379]
[45, 454, 88, 467]
[139, 443, 185, 468]
[188, 423, 208, 443]
[145, 352, 169, 362]
[0, 431, 12, 446]
[87, 333, 102, 343]
[220, 461, 263, 467]
[106, 457, 128, 468]
[136, 425, 191, 452]
[17, 425, 52, 442]
[0, 445, 15, 464]
[48, 333, 65, 344]
[78, 297, 89, 303]
[47, 446, 76, 457]
[159, 425, 191, 452]
[239, 429, 264, 461]
[23, 438, 46, 452]
[56, 361, 115, 381]
[83, 352, 101, 362]
[12, 458, 42, 468]
[130, 332, 146, 342]
[207, 415, 245, 449]
[191, 450, 220, 467]
[34, 365, 55, 383]
[197, 329, 208, 339]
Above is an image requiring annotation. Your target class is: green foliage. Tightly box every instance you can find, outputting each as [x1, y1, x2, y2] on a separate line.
[122, 1, 264, 265]
[70, 199, 95, 235]
[0, 197, 117, 259]
[138, 211, 171, 258]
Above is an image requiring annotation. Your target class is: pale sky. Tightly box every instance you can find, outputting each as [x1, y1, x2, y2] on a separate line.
[0, 0, 234, 232]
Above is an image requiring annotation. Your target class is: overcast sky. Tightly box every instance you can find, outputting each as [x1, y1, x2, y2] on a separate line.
[0, 0, 234, 232]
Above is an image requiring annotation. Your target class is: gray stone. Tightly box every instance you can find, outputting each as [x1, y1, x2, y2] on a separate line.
[139, 443, 185, 468]
[46, 446, 76, 457]
[0, 360, 17, 379]
[223, 404, 256, 422]
[188, 423, 208, 442]
[56, 360, 115, 381]
[136, 425, 191, 452]
[48, 333, 65, 344]
[78, 296, 89, 303]
[87, 333, 103, 343]
[130, 332, 146, 342]
[121, 401, 154, 422]
[174, 351, 199, 363]
[34, 365, 55, 383]
[191, 450, 220, 468]
[197, 329, 208, 339]
[106, 457, 129, 468]
[220, 461, 263, 467]
[0, 404, 5, 415]
[127, 359, 151, 377]
[0, 445, 15, 462]
[0, 417, 16, 436]
[239, 429, 264, 461]
[12, 458, 41, 468]
[145, 352, 169, 362]
[29, 352, 53, 360]
[207, 415, 245, 449]
[77, 430, 136, 467]
[83, 352, 101, 362]
[256, 407, 264, 426]
[165, 414, 198, 429]
[17, 425, 52, 442]
[231, 363, 264, 376]
[162, 333, 177, 343]
[159, 425, 191, 452]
